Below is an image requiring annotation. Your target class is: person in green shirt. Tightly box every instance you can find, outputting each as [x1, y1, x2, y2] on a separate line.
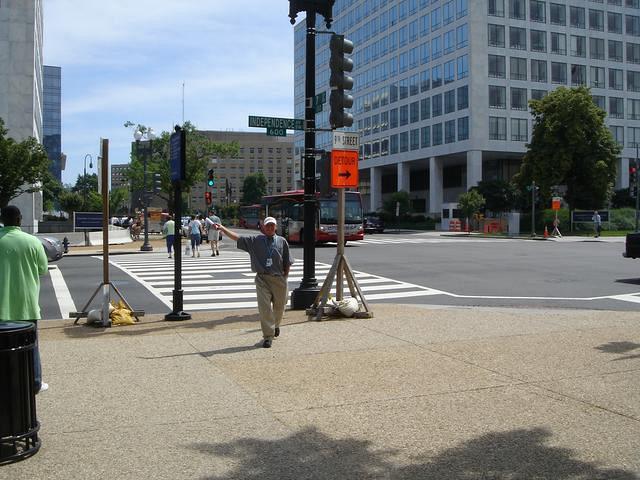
[0, 205, 49, 393]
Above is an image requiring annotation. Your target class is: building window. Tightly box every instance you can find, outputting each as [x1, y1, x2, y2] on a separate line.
[445, 120, 456, 143]
[571, 64, 586, 85]
[551, 62, 567, 84]
[456, 24, 468, 48]
[590, 66, 606, 88]
[531, 29, 547, 52]
[610, 97, 624, 118]
[489, 116, 507, 140]
[400, 131, 409, 152]
[421, 126, 431, 147]
[444, 60, 455, 84]
[592, 94, 606, 110]
[432, 94, 443, 116]
[457, 85, 469, 110]
[488, 24, 505, 47]
[609, 40, 623, 61]
[530, 0, 546, 23]
[628, 70, 640, 92]
[629, 0, 640, 9]
[421, 97, 431, 119]
[628, 127, 640, 148]
[550, 3, 566, 25]
[390, 134, 399, 154]
[511, 87, 528, 110]
[488, 0, 505, 16]
[511, 118, 528, 141]
[510, 57, 527, 80]
[432, 123, 443, 145]
[627, 15, 640, 36]
[444, 89, 456, 113]
[489, 54, 506, 78]
[589, 37, 605, 60]
[510, 26, 527, 50]
[571, 35, 586, 57]
[531, 89, 547, 100]
[410, 128, 420, 150]
[609, 126, 624, 147]
[570, 6, 586, 28]
[489, 85, 507, 108]
[609, 68, 624, 90]
[531, 59, 548, 82]
[432, 65, 442, 88]
[458, 117, 469, 140]
[629, 99, 640, 120]
[627, 42, 640, 63]
[457, 55, 469, 79]
[421, 69, 431, 92]
[509, 0, 526, 20]
[400, 104, 409, 126]
[410, 101, 420, 123]
[390, 108, 399, 128]
[457, 0, 468, 18]
[589, 9, 604, 31]
[551, 32, 567, 54]
[608, 12, 623, 33]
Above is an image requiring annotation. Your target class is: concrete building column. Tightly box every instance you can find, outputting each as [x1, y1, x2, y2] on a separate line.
[429, 156, 443, 216]
[397, 162, 410, 193]
[466, 150, 482, 189]
[370, 166, 382, 212]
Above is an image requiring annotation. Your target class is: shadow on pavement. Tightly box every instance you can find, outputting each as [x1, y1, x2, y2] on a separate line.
[595, 341, 640, 361]
[137, 343, 261, 359]
[614, 278, 640, 285]
[190, 426, 637, 480]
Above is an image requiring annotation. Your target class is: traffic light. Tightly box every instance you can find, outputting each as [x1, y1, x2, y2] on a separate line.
[152, 172, 162, 194]
[204, 191, 212, 205]
[630, 161, 638, 196]
[207, 168, 215, 187]
[329, 34, 354, 129]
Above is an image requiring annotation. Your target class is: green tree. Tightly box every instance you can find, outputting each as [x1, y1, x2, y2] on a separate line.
[474, 179, 518, 214]
[458, 189, 486, 231]
[41, 170, 64, 212]
[241, 172, 268, 205]
[124, 121, 239, 211]
[0, 117, 50, 207]
[109, 187, 129, 216]
[516, 86, 620, 210]
[382, 190, 411, 219]
[58, 191, 83, 216]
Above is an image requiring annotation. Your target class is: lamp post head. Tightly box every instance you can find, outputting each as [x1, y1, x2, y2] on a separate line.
[147, 128, 156, 141]
[134, 130, 143, 141]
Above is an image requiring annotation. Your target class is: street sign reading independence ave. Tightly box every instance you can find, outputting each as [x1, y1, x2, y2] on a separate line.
[248, 116, 304, 131]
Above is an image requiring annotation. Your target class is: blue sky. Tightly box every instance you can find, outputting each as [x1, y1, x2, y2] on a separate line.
[43, 1, 298, 186]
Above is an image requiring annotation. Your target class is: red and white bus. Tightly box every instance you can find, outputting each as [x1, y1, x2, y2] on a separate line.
[238, 204, 262, 229]
[262, 190, 364, 244]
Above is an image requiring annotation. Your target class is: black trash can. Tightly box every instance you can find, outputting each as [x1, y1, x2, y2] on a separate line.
[0, 321, 40, 464]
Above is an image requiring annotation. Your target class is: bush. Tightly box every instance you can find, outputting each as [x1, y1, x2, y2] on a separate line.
[610, 208, 636, 230]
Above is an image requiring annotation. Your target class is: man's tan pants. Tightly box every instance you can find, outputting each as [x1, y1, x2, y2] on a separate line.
[255, 274, 288, 339]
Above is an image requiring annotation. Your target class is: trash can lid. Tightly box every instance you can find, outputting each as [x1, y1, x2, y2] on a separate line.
[0, 321, 35, 333]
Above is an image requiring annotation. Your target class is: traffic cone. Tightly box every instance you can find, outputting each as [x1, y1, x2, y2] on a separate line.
[544, 226, 549, 238]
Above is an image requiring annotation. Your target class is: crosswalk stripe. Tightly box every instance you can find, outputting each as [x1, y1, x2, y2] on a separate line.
[108, 253, 436, 311]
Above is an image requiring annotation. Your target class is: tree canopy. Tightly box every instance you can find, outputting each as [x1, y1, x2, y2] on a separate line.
[123, 121, 239, 211]
[0, 117, 50, 207]
[516, 86, 620, 209]
[241, 172, 268, 205]
[474, 179, 518, 213]
[457, 189, 486, 230]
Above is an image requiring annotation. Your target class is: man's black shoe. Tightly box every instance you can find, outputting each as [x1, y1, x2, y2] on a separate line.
[274, 327, 280, 337]
[263, 338, 272, 348]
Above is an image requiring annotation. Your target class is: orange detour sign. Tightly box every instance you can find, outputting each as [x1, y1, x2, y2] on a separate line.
[552, 196, 561, 211]
[331, 149, 359, 188]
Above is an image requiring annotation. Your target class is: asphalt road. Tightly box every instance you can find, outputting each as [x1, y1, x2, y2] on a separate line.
[38, 231, 640, 320]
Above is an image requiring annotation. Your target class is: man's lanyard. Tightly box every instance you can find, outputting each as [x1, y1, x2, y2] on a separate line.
[264, 235, 277, 267]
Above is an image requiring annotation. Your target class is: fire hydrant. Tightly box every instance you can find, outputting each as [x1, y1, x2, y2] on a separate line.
[62, 236, 70, 253]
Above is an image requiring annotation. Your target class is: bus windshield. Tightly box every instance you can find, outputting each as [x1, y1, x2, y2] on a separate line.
[319, 199, 363, 224]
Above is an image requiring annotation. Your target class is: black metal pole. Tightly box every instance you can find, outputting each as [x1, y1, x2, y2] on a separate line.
[141, 138, 153, 251]
[166, 127, 191, 321]
[636, 145, 639, 232]
[531, 181, 536, 236]
[291, 10, 320, 310]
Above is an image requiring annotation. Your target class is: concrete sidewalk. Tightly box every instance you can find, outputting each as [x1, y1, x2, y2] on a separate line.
[4, 304, 640, 479]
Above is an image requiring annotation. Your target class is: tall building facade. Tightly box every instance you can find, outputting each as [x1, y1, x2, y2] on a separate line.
[43, 65, 62, 182]
[294, 0, 640, 216]
[0, 0, 44, 232]
[194, 131, 295, 213]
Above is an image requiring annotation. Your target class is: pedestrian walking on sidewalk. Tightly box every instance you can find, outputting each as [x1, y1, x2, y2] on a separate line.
[0, 205, 49, 393]
[188, 215, 202, 257]
[214, 216, 293, 348]
[205, 210, 222, 256]
[592, 210, 602, 238]
[162, 214, 175, 258]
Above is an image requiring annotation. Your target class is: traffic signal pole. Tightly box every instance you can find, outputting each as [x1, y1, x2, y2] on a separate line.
[291, 9, 320, 310]
[636, 145, 639, 232]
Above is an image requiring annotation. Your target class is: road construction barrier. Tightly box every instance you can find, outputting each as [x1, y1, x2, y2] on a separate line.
[449, 218, 461, 232]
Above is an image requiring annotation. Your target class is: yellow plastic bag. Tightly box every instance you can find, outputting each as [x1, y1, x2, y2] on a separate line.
[109, 300, 136, 326]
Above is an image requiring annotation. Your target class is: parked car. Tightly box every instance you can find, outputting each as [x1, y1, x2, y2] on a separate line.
[39, 236, 64, 262]
[363, 215, 385, 234]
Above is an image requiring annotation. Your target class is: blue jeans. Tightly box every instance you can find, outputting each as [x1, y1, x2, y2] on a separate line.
[166, 235, 175, 254]
[190, 233, 201, 249]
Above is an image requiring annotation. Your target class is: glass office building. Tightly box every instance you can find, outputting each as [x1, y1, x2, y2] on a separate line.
[294, 0, 640, 216]
[43, 65, 62, 182]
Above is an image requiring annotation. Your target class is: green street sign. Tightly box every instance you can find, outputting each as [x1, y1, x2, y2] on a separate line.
[314, 103, 323, 113]
[266, 127, 287, 137]
[248, 116, 304, 131]
[314, 91, 327, 106]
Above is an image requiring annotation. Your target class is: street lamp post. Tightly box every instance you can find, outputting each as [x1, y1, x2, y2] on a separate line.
[134, 128, 155, 252]
[83, 154, 93, 210]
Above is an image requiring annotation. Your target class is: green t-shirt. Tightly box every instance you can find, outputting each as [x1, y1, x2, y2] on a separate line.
[0, 226, 48, 321]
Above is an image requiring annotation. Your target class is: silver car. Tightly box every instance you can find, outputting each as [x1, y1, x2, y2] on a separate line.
[39, 236, 64, 262]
